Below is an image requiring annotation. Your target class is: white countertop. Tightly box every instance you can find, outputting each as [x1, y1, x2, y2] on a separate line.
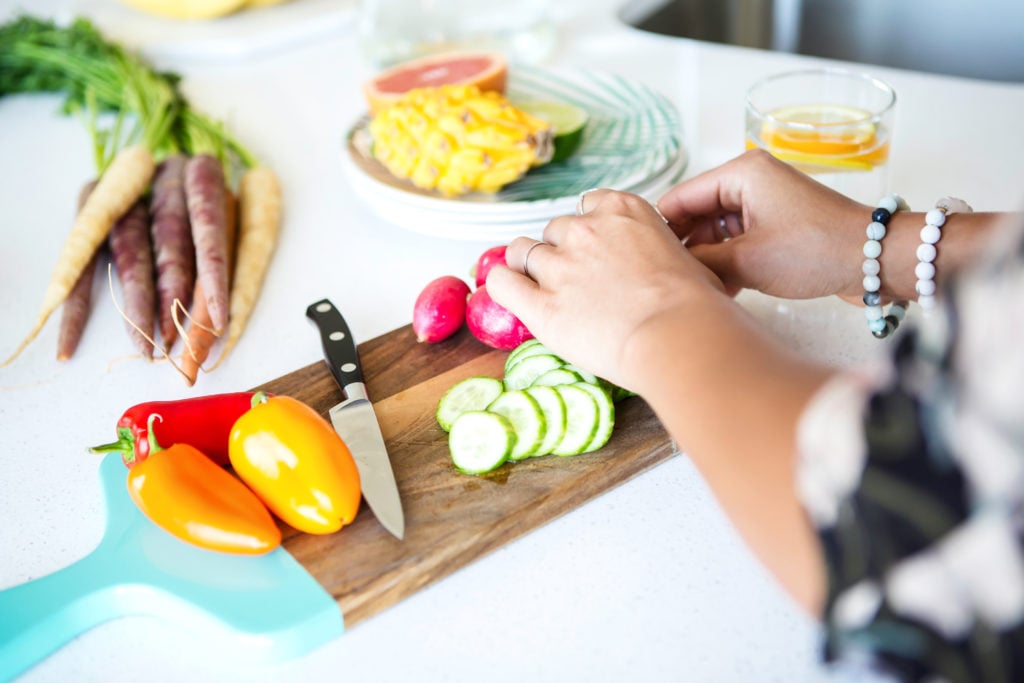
[2, 1, 1023, 681]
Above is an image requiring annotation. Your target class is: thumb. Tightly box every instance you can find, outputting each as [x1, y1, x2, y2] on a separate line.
[485, 264, 544, 330]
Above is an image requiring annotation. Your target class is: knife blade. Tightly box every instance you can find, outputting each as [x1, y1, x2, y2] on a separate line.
[305, 298, 405, 540]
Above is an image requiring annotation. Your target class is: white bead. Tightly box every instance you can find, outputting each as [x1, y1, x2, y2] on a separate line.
[863, 274, 881, 292]
[915, 261, 936, 280]
[890, 303, 907, 321]
[919, 294, 937, 310]
[863, 239, 882, 258]
[866, 222, 887, 240]
[862, 258, 881, 276]
[877, 195, 900, 213]
[865, 305, 884, 321]
[925, 208, 947, 227]
[920, 224, 942, 244]
[868, 318, 887, 333]
[916, 243, 937, 263]
[916, 279, 937, 296]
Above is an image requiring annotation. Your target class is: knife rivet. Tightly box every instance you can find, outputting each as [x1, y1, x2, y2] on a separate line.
[341, 362, 357, 373]
[329, 331, 346, 341]
[316, 302, 332, 313]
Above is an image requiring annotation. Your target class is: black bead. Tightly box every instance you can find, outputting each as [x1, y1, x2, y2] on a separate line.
[872, 207, 892, 224]
[884, 314, 901, 331]
[863, 291, 882, 306]
[872, 320, 895, 339]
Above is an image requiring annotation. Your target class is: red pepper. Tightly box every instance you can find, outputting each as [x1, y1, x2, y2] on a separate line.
[91, 392, 267, 468]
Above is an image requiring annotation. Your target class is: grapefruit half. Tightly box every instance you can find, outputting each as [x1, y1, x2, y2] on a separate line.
[363, 51, 508, 114]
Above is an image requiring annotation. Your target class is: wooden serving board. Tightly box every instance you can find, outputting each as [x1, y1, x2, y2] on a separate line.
[258, 325, 674, 629]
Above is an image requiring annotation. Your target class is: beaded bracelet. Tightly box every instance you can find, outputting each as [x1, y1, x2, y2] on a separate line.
[915, 197, 973, 312]
[862, 194, 909, 339]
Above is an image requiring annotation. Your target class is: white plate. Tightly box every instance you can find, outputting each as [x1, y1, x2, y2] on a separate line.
[341, 66, 686, 240]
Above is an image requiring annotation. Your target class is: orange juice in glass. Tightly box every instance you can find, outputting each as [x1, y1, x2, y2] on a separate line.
[745, 69, 896, 204]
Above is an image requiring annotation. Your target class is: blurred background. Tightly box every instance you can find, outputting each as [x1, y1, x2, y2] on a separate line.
[620, 0, 1024, 82]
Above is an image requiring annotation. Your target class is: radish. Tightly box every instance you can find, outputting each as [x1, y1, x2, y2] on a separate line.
[472, 245, 507, 288]
[466, 285, 533, 350]
[413, 275, 471, 343]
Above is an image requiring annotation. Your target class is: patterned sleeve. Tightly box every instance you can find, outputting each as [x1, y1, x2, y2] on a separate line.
[795, 214, 1024, 682]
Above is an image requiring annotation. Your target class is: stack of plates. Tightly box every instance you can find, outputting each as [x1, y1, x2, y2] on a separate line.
[341, 67, 687, 241]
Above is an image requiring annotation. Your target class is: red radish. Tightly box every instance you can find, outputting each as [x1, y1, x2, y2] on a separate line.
[465, 285, 533, 350]
[472, 245, 507, 288]
[413, 275, 471, 343]
[108, 199, 157, 359]
[185, 154, 229, 332]
[150, 153, 195, 348]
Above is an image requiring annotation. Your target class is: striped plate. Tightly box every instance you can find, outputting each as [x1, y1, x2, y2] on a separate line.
[341, 66, 686, 239]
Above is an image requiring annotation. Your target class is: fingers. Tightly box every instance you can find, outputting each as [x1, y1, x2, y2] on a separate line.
[506, 235, 555, 279]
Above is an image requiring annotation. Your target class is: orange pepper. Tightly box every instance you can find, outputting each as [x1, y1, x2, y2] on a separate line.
[229, 393, 361, 534]
[126, 415, 281, 555]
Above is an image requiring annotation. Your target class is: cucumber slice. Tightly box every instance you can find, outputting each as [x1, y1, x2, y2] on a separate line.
[487, 389, 545, 460]
[563, 364, 600, 386]
[504, 338, 542, 369]
[524, 385, 566, 457]
[572, 382, 615, 452]
[436, 376, 506, 432]
[531, 367, 582, 388]
[449, 411, 515, 475]
[504, 353, 564, 391]
[550, 384, 599, 456]
[504, 341, 556, 375]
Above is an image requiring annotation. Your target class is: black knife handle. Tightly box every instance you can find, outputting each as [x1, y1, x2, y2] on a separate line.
[306, 298, 364, 391]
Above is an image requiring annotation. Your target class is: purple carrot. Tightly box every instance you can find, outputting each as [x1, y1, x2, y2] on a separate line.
[184, 154, 229, 332]
[56, 180, 100, 361]
[149, 153, 195, 348]
[108, 199, 156, 359]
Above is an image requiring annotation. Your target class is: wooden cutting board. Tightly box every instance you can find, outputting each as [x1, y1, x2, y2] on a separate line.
[258, 325, 674, 629]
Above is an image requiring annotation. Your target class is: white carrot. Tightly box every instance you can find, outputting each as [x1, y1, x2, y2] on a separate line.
[209, 166, 282, 370]
[3, 145, 155, 367]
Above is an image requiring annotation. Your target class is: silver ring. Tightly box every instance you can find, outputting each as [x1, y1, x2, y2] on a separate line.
[576, 188, 601, 216]
[522, 240, 546, 279]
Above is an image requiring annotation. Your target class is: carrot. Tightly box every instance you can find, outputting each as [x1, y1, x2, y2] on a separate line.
[3, 144, 155, 367]
[150, 153, 195, 348]
[210, 166, 282, 371]
[179, 187, 238, 386]
[56, 180, 100, 361]
[184, 154, 230, 333]
[108, 198, 157, 359]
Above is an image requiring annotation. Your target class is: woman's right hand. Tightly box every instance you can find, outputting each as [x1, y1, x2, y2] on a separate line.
[657, 149, 870, 300]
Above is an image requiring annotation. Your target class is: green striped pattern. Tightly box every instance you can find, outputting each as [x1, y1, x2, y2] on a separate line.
[499, 67, 682, 201]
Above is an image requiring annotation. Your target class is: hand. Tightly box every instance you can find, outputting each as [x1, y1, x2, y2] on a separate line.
[486, 189, 724, 389]
[657, 149, 868, 300]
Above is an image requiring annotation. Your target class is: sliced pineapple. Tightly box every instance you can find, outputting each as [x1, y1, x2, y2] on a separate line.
[368, 85, 554, 197]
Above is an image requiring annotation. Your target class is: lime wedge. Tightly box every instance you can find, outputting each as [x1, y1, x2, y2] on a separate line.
[515, 99, 590, 162]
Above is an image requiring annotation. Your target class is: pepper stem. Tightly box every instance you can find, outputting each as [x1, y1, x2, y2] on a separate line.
[251, 391, 269, 409]
[147, 414, 166, 454]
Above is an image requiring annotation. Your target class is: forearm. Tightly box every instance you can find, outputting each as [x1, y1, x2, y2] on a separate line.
[624, 292, 833, 614]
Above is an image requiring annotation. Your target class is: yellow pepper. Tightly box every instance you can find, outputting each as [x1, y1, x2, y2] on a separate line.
[229, 393, 361, 534]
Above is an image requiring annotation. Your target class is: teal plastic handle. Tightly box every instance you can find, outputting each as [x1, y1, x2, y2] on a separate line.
[0, 453, 344, 681]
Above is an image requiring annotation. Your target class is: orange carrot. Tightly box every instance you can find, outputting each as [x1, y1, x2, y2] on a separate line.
[210, 166, 281, 371]
[3, 145, 155, 367]
[180, 187, 238, 386]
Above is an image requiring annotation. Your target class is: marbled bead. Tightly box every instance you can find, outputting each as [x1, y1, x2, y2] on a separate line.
[917, 243, 937, 263]
[915, 261, 936, 280]
[862, 258, 881, 276]
[920, 224, 942, 244]
[868, 317, 887, 333]
[866, 222, 887, 240]
[863, 274, 881, 292]
[877, 195, 900, 213]
[925, 207, 947, 227]
[865, 305, 884, 321]
[863, 290, 881, 306]
[863, 239, 882, 258]
[890, 303, 908, 321]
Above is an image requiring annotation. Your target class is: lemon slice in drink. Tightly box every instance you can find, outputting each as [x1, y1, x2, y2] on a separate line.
[515, 100, 590, 162]
[762, 104, 877, 156]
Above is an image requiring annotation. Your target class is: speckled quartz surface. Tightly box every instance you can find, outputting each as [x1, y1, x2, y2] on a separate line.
[2, 0, 1023, 681]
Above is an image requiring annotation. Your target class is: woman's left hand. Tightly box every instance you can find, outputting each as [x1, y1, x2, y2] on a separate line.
[486, 189, 724, 389]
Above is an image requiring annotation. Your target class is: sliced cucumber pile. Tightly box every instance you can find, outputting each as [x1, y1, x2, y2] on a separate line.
[438, 340, 632, 475]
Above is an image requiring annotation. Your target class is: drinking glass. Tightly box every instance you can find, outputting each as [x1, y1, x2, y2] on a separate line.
[745, 68, 896, 204]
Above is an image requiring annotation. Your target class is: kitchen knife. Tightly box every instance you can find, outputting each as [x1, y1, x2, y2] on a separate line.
[306, 299, 405, 540]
